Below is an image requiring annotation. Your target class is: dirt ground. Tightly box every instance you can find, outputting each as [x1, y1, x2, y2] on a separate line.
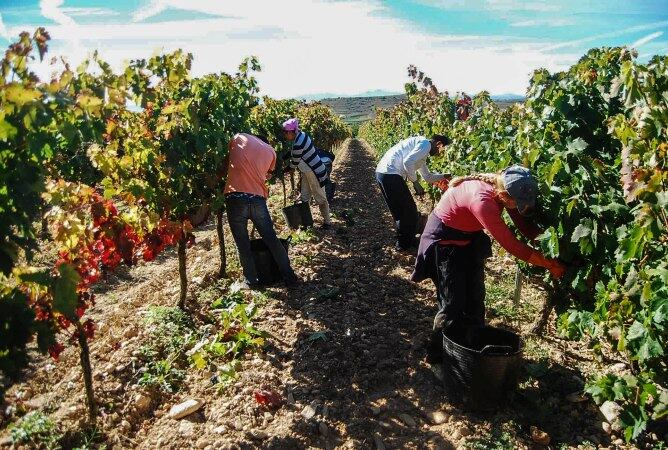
[0, 139, 644, 450]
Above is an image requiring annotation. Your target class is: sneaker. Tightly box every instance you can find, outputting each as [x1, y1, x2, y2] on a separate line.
[232, 280, 262, 291]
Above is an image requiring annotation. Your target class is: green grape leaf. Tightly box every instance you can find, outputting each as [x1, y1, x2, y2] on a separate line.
[18, 270, 52, 286]
[619, 405, 647, 442]
[52, 264, 81, 319]
[4, 84, 42, 106]
[571, 223, 592, 242]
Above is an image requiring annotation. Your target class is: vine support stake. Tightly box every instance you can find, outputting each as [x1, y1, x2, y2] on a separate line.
[75, 319, 96, 424]
[513, 266, 522, 306]
[177, 236, 188, 310]
[216, 209, 227, 279]
[531, 282, 560, 334]
[281, 175, 287, 208]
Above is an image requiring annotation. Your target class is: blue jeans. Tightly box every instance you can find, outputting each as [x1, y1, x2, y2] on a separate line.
[225, 194, 295, 285]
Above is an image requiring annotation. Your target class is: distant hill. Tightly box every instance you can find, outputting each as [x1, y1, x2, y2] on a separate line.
[297, 89, 402, 102]
[491, 93, 525, 102]
[319, 95, 406, 124]
[318, 94, 524, 124]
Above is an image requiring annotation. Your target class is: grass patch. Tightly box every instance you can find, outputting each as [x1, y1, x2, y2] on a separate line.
[137, 359, 185, 394]
[137, 287, 268, 393]
[465, 422, 518, 450]
[292, 254, 314, 267]
[290, 228, 318, 245]
[189, 285, 267, 389]
[136, 306, 200, 393]
[524, 335, 550, 360]
[67, 425, 107, 450]
[10, 411, 62, 450]
[11, 411, 110, 450]
[486, 277, 519, 321]
[485, 270, 542, 324]
[197, 279, 230, 306]
[141, 307, 197, 358]
[332, 208, 359, 227]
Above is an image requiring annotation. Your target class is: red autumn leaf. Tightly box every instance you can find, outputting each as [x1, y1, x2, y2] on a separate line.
[253, 389, 282, 407]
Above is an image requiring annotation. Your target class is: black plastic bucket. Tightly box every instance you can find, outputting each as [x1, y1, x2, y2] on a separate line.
[282, 202, 313, 230]
[250, 238, 289, 284]
[442, 325, 522, 410]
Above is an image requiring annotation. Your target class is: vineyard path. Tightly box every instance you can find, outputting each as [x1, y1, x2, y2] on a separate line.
[2, 138, 608, 450]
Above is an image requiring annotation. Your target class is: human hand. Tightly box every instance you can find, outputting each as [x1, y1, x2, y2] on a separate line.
[547, 259, 567, 279]
[433, 177, 450, 191]
[527, 251, 565, 279]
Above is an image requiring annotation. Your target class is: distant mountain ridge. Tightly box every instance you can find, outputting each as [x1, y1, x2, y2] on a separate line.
[491, 93, 525, 101]
[297, 91, 524, 102]
[315, 92, 525, 124]
[297, 89, 403, 101]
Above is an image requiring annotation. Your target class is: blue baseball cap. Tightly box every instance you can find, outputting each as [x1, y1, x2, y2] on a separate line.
[502, 165, 537, 216]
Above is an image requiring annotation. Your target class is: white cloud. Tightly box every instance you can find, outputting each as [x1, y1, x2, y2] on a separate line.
[13, 0, 583, 97]
[40, 0, 77, 27]
[486, 0, 559, 12]
[131, 0, 232, 22]
[61, 7, 120, 17]
[132, 0, 169, 22]
[0, 13, 8, 39]
[417, 0, 559, 12]
[511, 18, 574, 28]
[541, 20, 668, 52]
[632, 31, 663, 48]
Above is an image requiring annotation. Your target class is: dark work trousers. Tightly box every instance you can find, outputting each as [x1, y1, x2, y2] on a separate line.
[375, 172, 419, 249]
[225, 194, 295, 286]
[426, 232, 492, 362]
[324, 161, 335, 203]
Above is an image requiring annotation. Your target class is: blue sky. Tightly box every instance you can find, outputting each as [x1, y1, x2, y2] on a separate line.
[1, 0, 667, 98]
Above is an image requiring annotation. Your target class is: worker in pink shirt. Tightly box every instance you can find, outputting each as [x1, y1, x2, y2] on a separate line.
[222, 133, 298, 288]
[411, 165, 566, 363]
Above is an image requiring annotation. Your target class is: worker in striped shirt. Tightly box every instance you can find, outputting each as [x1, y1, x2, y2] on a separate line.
[282, 118, 332, 229]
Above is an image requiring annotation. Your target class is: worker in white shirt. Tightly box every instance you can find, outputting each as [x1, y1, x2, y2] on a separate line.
[375, 135, 450, 250]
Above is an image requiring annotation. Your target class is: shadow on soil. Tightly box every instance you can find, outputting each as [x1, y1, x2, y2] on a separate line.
[250, 140, 607, 449]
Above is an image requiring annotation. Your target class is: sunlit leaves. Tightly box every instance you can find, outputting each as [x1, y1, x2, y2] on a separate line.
[360, 47, 667, 442]
[52, 264, 80, 319]
[3, 83, 42, 106]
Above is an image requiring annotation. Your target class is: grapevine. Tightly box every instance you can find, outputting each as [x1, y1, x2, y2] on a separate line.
[360, 48, 667, 441]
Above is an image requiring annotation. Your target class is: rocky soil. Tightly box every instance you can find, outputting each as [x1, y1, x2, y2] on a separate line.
[1, 139, 647, 450]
